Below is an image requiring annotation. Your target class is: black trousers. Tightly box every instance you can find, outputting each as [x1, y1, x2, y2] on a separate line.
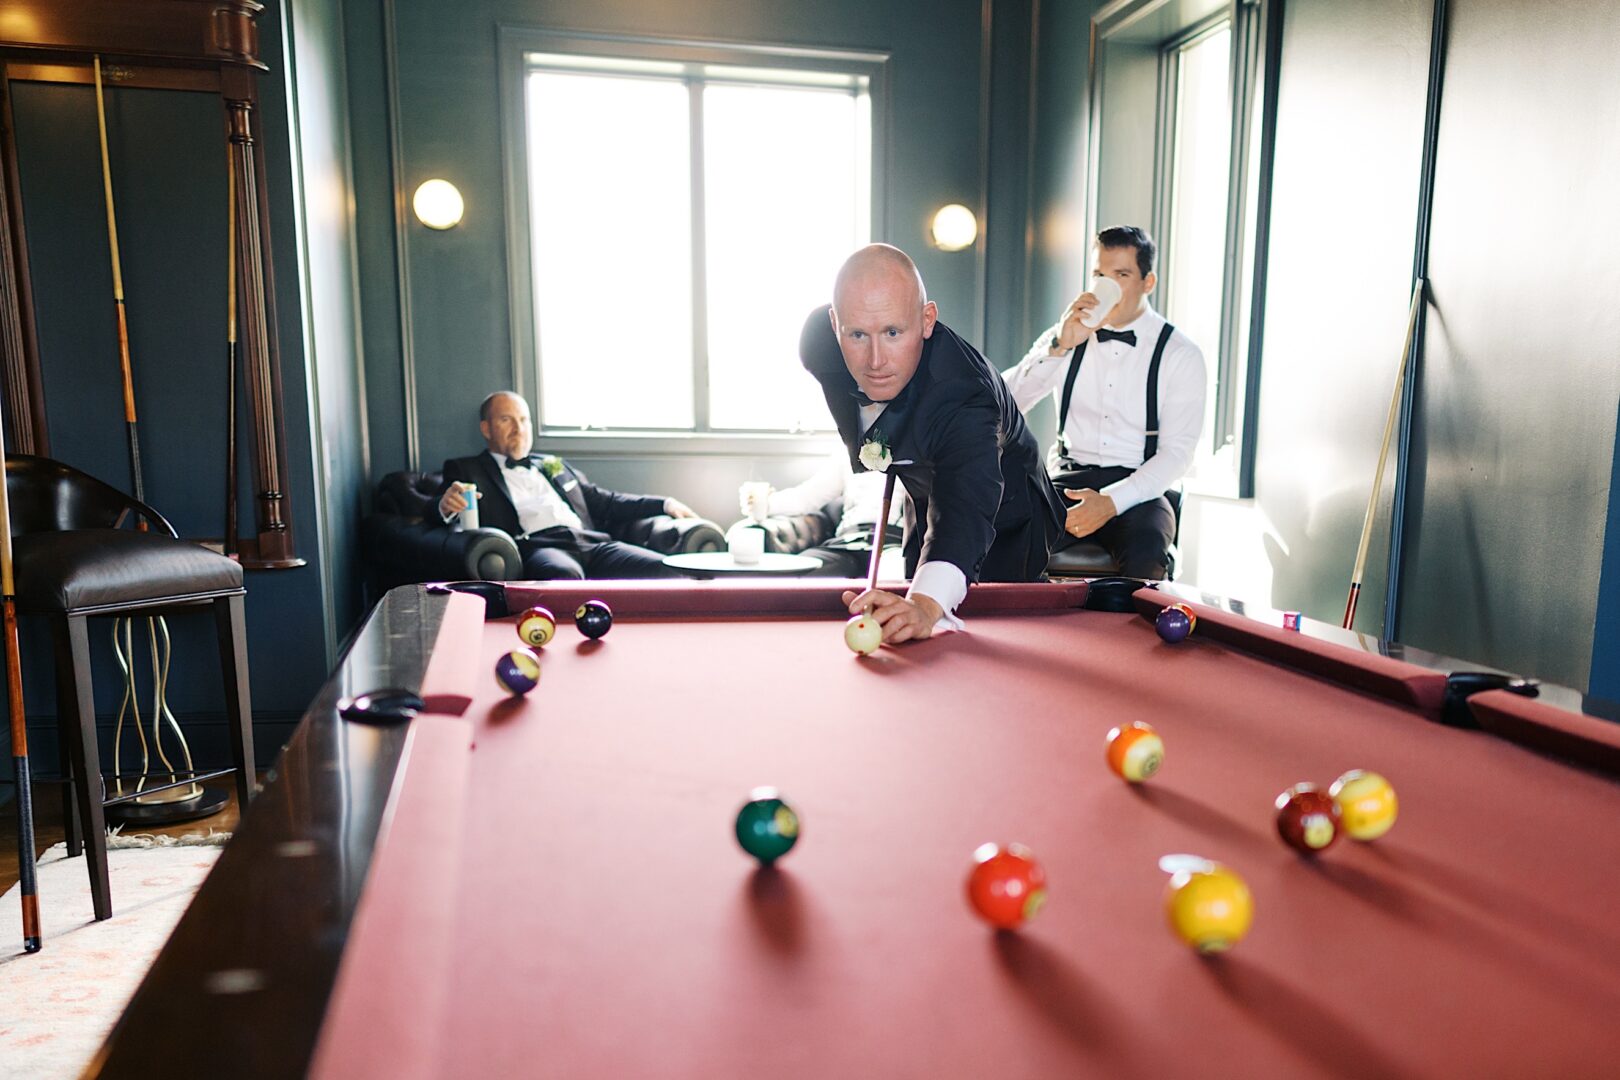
[518, 535, 677, 580]
[1051, 465, 1177, 581]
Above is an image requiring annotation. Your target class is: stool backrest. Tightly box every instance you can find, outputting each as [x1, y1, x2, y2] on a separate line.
[3, 454, 177, 538]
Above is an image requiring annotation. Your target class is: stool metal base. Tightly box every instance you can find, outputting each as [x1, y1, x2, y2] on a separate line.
[105, 785, 229, 827]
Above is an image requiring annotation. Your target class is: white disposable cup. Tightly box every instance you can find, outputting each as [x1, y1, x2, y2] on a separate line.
[457, 484, 479, 531]
[740, 481, 772, 524]
[730, 526, 764, 565]
[1081, 276, 1123, 328]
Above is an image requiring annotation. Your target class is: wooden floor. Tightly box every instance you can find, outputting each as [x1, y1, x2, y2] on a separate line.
[0, 777, 244, 895]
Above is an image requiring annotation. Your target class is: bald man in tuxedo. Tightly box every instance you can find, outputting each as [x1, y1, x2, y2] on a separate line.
[799, 244, 1064, 645]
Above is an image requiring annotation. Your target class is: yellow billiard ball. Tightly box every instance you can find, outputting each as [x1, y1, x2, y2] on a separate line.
[1106, 722, 1165, 782]
[844, 614, 882, 655]
[516, 606, 557, 648]
[1329, 769, 1398, 840]
[1165, 863, 1253, 953]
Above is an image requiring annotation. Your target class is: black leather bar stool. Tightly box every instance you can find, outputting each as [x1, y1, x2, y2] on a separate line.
[5, 455, 254, 920]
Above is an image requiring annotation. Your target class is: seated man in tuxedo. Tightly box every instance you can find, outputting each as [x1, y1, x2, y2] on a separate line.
[1002, 225, 1207, 580]
[737, 452, 905, 577]
[436, 391, 695, 579]
[800, 244, 1064, 645]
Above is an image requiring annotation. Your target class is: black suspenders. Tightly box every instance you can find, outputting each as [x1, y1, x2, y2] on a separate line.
[1057, 321, 1176, 463]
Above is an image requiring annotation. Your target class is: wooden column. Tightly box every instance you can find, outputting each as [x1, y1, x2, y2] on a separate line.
[223, 69, 300, 568]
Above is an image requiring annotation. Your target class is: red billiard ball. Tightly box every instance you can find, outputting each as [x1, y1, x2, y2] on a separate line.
[1156, 603, 1196, 643]
[966, 842, 1047, 930]
[1274, 782, 1342, 854]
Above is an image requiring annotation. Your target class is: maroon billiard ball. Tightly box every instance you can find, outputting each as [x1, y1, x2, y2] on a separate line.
[1274, 782, 1342, 854]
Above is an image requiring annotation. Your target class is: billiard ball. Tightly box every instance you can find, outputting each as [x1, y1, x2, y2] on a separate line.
[966, 842, 1048, 930]
[1105, 721, 1165, 782]
[574, 600, 613, 640]
[494, 647, 542, 696]
[1329, 769, 1398, 840]
[1165, 862, 1253, 952]
[844, 614, 882, 655]
[516, 606, 557, 648]
[735, 787, 800, 865]
[1156, 603, 1196, 643]
[1274, 782, 1342, 854]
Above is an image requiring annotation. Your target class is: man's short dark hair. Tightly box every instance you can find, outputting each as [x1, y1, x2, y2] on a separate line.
[479, 391, 521, 422]
[1096, 225, 1156, 277]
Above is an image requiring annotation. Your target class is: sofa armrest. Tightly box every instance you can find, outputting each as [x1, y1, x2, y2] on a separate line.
[361, 515, 522, 582]
[618, 515, 726, 554]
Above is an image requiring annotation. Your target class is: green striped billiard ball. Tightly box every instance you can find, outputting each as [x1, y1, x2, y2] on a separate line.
[735, 787, 800, 865]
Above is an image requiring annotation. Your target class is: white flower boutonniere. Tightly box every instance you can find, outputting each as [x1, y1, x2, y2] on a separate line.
[539, 455, 565, 479]
[858, 434, 893, 473]
[857, 433, 912, 473]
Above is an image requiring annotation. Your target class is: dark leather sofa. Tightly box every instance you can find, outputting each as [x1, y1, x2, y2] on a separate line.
[361, 470, 725, 590]
[749, 494, 1176, 580]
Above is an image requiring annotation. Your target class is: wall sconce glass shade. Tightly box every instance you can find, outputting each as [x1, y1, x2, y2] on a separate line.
[413, 179, 465, 229]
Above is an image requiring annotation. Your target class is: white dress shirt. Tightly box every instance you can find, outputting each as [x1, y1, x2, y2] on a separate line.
[494, 451, 584, 535]
[855, 402, 965, 633]
[1002, 303, 1207, 513]
[767, 452, 905, 538]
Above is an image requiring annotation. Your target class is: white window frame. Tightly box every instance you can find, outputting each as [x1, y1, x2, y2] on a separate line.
[498, 28, 889, 454]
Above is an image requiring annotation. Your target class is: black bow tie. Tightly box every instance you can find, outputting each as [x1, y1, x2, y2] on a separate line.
[849, 388, 876, 407]
[1096, 328, 1136, 346]
[505, 455, 536, 470]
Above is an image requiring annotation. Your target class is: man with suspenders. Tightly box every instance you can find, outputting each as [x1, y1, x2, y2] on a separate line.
[1002, 226, 1208, 580]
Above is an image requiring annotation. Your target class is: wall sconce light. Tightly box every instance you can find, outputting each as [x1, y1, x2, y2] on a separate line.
[413, 179, 464, 230]
[930, 203, 978, 252]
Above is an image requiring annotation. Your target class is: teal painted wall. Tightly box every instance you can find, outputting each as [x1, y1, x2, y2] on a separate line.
[0, 0, 366, 775]
[348, 0, 1037, 520]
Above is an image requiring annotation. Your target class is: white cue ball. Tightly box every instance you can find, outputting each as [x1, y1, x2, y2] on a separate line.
[844, 614, 883, 655]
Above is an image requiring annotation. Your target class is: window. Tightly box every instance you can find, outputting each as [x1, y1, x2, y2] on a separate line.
[1090, 0, 1274, 496]
[511, 41, 879, 435]
[1164, 23, 1233, 461]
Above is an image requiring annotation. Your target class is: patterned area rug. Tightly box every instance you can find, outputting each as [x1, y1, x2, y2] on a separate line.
[0, 834, 225, 1079]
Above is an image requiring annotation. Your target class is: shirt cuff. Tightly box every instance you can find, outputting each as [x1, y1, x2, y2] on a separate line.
[908, 560, 967, 633]
[1100, 477, 1146, 515]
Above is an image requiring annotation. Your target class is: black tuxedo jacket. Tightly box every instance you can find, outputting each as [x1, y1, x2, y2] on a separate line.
[436, 452, 667, 547]
[800, 306, 1064, 582]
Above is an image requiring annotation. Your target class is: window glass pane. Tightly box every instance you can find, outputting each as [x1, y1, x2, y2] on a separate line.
[527, 72, 694, 428]
[1166, 27, 1232, 452]
[703, 83, 869, 430]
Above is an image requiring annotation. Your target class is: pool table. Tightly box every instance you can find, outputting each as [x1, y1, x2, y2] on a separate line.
[88, 579, 1620, 1078]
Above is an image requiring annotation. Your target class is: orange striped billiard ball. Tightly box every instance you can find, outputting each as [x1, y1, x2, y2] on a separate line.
[1106, 721, 1165, 782]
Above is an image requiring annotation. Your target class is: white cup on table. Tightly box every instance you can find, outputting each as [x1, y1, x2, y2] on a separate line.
[729, 525, 764, 565]
[739, 481, 772, 524]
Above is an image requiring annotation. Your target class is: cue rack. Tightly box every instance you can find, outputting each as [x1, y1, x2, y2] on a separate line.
[0, 0, 301, 568]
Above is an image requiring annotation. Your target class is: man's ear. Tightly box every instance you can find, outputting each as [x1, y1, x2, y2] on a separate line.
[1143, 271, 1157, 296]
[479, 419, 493, 443]
[921, 300, 938, 338]
[827, 306, 839, 335]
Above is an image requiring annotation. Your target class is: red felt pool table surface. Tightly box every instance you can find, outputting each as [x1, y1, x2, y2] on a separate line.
[298, 581, 1620, 1080]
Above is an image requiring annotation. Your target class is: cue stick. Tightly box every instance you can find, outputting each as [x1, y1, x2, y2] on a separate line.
[1, 391, 43, 953]
[865, 471, 897, 596]
[224, 151, 239, 559]
[1343, 278, 1425, 629]
[93, 57, 147, 515]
